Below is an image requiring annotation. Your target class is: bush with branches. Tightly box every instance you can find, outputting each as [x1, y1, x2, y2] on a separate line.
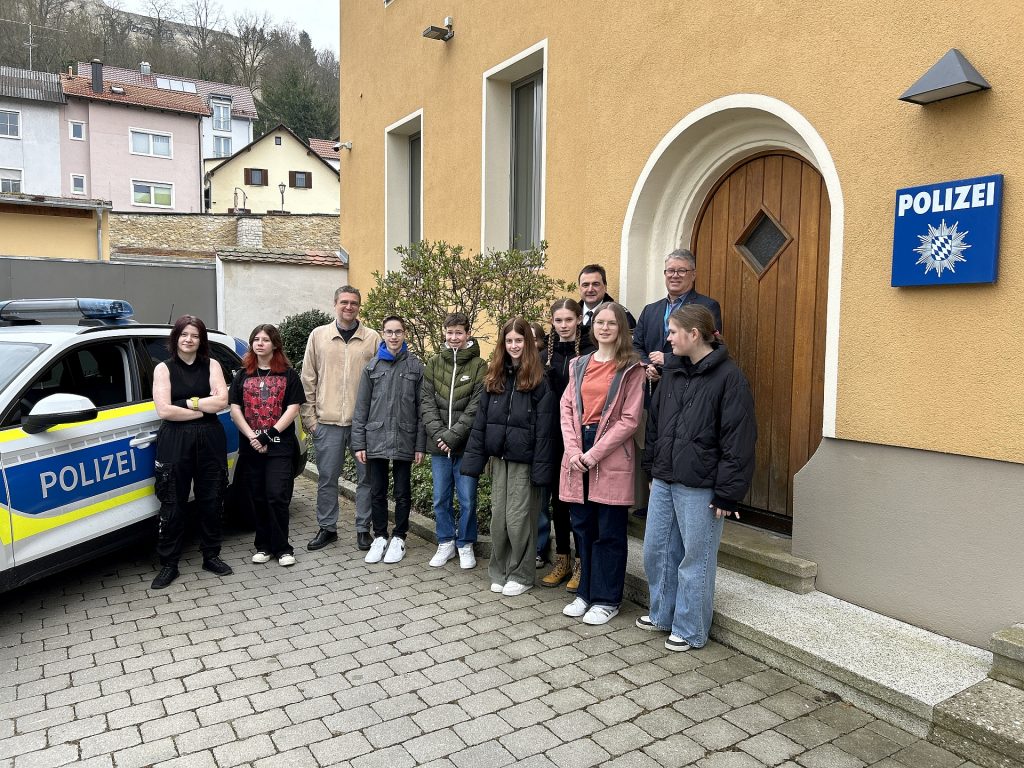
[360, 241, 573, 360]
[278, 308, 332, 371]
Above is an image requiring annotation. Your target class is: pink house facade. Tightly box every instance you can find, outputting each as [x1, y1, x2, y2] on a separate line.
[59, 62, 208, 213]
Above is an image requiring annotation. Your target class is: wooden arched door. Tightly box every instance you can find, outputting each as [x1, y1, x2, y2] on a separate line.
[690, 152, 830, 528]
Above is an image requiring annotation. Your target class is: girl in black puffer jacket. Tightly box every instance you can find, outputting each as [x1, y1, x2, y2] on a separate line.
[639, 306, 756, 652]
[462, 318, 555, 596]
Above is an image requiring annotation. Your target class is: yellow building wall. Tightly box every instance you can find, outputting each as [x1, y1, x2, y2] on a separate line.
[207, 131, 340, 215]
[340, 1, 1024, 464]
[0, 207, 109, 260]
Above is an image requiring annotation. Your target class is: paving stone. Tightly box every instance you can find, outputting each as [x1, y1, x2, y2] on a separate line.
[684, 716, 750, 750]
[404, 728, 466, 762]
[545, 737, 611, 768]
[363, 714, 421, 749]
[588, 694, 643, 725]
[112, 738, 178, 768]
[322, 703, 383, 734]
[833, 724, 903, 763]
[775, 715, 842, 749]
[496, 723, 560, 759]
[211, 734, 276, 767]
[810, 701, 875, 735]
[889, 740, 966, 768]
[723, 703, 787, 734]
[452, 713, 515, 746]
[593, 721, 655, 756]
[642, 732, 707, 767]
[546, 710, 605, 741]
[412, 702, 469, 731]
[450, 740, 517, 768]
[175, 723, 236, 755]
[794, 743, 866, 767]
[697, 753, 768, 768]
[308, 732, 373, 764]
[233, 708, 292, 739]
[12, 743, 79, 768]
[737, 730, 805, 766]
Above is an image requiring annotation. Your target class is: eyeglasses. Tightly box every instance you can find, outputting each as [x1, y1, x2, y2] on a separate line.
[664, 268, 694, 277]
[382, 329, 405, 336]
[337, 300, 360, 307]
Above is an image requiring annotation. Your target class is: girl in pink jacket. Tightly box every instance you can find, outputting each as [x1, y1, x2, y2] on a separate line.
[559, 302, 645, 625]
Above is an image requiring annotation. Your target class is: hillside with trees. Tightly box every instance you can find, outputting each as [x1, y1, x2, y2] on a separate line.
[0, 0, 338, 141]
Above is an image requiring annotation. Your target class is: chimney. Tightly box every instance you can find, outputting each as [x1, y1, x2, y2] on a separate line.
[90, 59, 103, 94]
[140, 61, 151, 75]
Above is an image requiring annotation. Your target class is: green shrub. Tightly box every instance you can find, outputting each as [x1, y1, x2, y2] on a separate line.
[279, 308, 332, 371]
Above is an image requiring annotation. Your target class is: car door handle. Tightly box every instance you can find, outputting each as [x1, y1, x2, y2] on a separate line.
[129, 433, 158, 448]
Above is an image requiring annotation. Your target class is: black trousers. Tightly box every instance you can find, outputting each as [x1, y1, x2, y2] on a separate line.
[245, 450, 294, 557]
[155, 420, 227, 566]
[367, 458, 411, 539]
[552, 495, 573, 554]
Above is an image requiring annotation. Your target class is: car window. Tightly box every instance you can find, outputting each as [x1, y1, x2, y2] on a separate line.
[209, 342, 243, 385]
[2, 340, 132, 428]
[0, 341, 47, 392]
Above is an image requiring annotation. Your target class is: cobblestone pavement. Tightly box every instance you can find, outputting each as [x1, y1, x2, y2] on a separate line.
[1, 477, 984, 768]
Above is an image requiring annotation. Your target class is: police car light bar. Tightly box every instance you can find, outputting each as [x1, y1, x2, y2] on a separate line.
[0, 298, 136, 323]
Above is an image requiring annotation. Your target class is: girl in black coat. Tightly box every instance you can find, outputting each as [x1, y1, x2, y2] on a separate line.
[639, 306, 756, 652]
[462, 318, 555, 596]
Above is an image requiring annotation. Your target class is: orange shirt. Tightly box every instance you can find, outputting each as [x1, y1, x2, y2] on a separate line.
[581, 358, 617, 425]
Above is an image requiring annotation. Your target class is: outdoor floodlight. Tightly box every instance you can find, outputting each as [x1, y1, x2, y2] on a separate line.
[899, 49, 991, 105]
[423, 16, 454, 42]
[337, 141, 352, 151]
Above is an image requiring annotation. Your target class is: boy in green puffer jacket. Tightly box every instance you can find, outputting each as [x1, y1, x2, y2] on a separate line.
[420, 313, 488, 569]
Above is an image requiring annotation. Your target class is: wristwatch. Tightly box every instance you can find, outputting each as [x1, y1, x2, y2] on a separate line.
[190, 396, 200, 410]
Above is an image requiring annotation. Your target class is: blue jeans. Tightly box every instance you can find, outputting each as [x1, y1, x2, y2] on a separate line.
[431, 453, 478, 547]
[643, 479, 722, 647]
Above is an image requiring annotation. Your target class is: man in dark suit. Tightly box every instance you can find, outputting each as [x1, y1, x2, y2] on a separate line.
[578, 264, 636, 330]
[632, 249, 722, 386]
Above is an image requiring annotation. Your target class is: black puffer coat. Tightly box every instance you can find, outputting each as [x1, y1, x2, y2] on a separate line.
[542, 334, 596, 399]
[643, 344, 756, 511]
[461, 364, 556, 487]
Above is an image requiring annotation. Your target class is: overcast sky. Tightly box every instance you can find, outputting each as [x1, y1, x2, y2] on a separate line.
[118, 0, 339, 54]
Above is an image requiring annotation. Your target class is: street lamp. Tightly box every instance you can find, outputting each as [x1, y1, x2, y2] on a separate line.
[278, 182, 286, 212]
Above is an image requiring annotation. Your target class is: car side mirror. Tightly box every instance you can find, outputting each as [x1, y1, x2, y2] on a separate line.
[23, 393, 98, 434]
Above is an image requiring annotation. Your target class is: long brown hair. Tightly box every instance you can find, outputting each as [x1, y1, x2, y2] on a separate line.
[168, 314, 210, 362]
[484, 317, 544, 393]
[242, 324, 292, 374]
[592, 302, 640, 370]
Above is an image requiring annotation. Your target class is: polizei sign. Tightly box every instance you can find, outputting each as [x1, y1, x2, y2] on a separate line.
[892, 174, 1003, 286]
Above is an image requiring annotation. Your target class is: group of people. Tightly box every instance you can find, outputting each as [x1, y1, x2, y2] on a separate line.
[148, 248, 756, 652]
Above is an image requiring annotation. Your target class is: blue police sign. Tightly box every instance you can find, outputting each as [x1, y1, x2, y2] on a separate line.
[892, 174, 1003, 286]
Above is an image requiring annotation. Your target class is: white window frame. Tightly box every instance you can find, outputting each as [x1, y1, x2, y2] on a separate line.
[70, 173, 86, 195]
[69, 120, 86, 141]
[0, 109, 21, 140]
[131, 179, 174, 208]
[384, 108, 423, 272]
[213, 135, 232, 157]
[481, 40, 547, 252]
[211, 100, 232, 132]
[129, 128, 173, 159]
[0, 167, 23, 192]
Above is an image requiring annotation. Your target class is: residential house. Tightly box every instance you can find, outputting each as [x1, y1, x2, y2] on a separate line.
[77, 61, 256, 161]
[61, 61, 208, 212]
[308, 138, 341, 170]
[205, 124, 340, 215]
[0, 66, 65, 196]
[341, 1, 1024, 654]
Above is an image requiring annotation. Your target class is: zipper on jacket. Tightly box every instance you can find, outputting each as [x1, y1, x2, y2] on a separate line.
[501, 370, 517, 459]
[447, 346, 457, 430]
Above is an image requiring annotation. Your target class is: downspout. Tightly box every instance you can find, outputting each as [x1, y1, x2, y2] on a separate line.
[95, 206, 103, 261]
[199, 115, 205, 212]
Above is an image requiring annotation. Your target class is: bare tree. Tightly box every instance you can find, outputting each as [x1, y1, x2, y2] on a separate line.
[178, 0, 224, 79]
[226, 10, 271, 94]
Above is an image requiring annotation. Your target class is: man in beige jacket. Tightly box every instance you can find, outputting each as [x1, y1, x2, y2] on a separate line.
[301, 286, 381, 551]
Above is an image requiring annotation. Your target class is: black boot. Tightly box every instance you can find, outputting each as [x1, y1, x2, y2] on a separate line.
[307, 528, 338, 551]
[202, 556, 233, 576]
[356, 531, 373, 551]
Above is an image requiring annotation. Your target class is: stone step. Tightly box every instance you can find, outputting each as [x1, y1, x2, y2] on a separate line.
[931, 679, 1024, 768]
[718, 520, 817, 593]
[990, 624, 1024, 690]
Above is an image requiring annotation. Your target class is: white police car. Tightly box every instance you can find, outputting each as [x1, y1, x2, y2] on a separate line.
[0, 298, 247, 592]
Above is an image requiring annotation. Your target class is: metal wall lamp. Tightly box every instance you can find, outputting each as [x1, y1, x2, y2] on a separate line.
[423, 16, 454, 42]
[899, 48, 991, 105]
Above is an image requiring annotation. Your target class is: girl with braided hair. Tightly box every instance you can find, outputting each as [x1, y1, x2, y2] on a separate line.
[538, 299, 595, 588]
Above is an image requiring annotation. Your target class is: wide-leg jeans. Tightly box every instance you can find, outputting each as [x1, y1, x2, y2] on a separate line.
[643, 478, 722, 647]
[431, 453, 478, 548]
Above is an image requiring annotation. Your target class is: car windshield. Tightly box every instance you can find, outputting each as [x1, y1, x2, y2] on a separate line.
[0, 342, 47, 392]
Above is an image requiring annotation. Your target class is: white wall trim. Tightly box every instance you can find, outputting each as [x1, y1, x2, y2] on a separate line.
[619, 94, 844, 438]
[383, 108, 423, 272]
[480, 39, 547, 252]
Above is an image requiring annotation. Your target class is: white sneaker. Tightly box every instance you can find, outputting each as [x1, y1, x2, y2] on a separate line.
[563, 597, 588, 617]
[278, 553, 296, 567]
[251, 552, 271, 564]
[365, 536, 388, 564]
[458, 544, 476, 569]
[502, 581, 532, 597]
[490, 583, 504, 593]
[382, 537, 406, 564]
[582, 604, 619, 625]
[429, 541, 457, 567]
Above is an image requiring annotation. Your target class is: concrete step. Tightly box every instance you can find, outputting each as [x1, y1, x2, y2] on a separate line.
[718, 521, 817, 593]
[932, 679, 1024, 768]
[990, 624, 1024, 689]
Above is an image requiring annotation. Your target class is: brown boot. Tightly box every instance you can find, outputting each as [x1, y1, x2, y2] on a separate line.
[565, 558, 582, 593]
[541, 554, 571, 587]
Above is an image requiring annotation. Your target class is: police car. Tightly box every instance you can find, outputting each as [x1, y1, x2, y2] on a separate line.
[0, 298, 249, 592]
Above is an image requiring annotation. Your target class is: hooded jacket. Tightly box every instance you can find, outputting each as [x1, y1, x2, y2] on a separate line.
[460, 365, 556, 486]
[351, 343, 426, 461]
[559, 355, 645, 506]
[420, 339, 488, 455]
[642, 344, 756, 511]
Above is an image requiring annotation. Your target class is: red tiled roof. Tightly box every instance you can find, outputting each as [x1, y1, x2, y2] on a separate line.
[217, 249, 348, 268]
[62, 75, 209, 116]
[308, 139, 339, 160]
